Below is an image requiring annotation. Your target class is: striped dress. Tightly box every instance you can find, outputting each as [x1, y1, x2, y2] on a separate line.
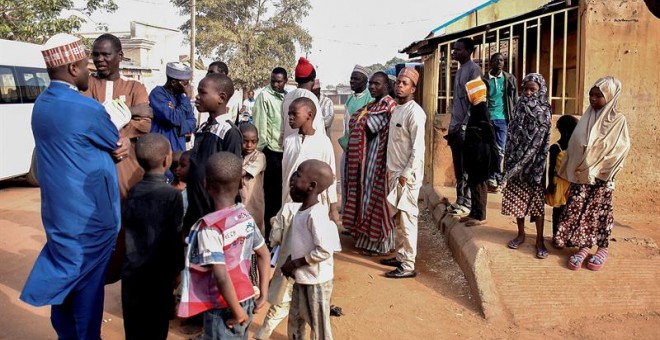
[343, 96, 397, 254]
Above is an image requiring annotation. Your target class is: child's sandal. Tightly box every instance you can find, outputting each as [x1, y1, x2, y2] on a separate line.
[586, 248, 608, 271]
[568, 248, 590, 270]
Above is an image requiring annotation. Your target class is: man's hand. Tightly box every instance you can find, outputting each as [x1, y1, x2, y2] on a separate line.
[130, 103, 153, 119]
[281, 255, 295, 278]
[329, 203, 340, 224]
[398, 176, 408, 186]
[225, 308, 249, 329]
[112, 137, 131, 162]
[254, 295, 267, 314]
[184, 84, 194, 98]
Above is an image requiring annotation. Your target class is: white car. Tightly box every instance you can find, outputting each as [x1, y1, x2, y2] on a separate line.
[0, 39, 50, 185]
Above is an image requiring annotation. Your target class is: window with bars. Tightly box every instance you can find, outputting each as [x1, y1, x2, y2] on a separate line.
[436, 6, 580, 115]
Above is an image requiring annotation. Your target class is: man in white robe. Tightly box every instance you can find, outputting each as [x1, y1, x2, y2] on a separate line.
[381, 67, 426, 279]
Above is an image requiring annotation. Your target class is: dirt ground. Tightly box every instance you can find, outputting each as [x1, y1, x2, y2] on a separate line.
[1, 108, 658, 339]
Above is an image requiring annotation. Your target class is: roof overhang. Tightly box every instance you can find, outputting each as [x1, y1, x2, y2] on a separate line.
[400, 0, 570, 57]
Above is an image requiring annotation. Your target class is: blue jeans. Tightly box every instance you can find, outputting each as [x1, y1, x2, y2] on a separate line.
[203, 299, 255, 340]
[490, 119, 508, 183]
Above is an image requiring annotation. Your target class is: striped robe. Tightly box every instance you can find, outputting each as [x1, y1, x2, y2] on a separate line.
[343, 96, 397, 254]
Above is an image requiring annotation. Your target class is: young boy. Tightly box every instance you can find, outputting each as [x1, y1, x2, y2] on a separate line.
[281, 97, 339, 220]
[122, 133, 184, 340]
[174, 150, 191, 215]
[177, 152, 270, 340]
[238, 123, 266, 234]
[184, 73, 244, 232]
[281, 159, 341, 340]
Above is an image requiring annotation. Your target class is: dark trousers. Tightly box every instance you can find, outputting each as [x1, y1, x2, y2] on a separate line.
[262, 147, 283, 244]
[122, 274, 174, 340]
[51, 259, 108, 340]
[449, 136, 471, 208]
[468, 181, 488, 220]
[489, 119, 508, 183]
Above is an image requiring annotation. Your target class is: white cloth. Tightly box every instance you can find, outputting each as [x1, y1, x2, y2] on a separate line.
[290, 203, 341, 285]
[387, 99, 426, 187]
[395, 209, 418, 271]
[281, 131, 338, 205]
[387, 99, 425, 271]
[242, 98, 255, 114]
[281, 88, 326, 142]
[225, 88, 243, 123]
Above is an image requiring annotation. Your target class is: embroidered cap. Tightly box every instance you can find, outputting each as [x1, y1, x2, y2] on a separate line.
[41, 33, 88, 68]
[398, 67, 419, 86]
[166, 62, 193, 80]
[352, 65, 369, 78]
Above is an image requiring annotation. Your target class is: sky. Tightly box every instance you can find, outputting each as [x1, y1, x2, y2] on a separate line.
[75, 0, 487, 85]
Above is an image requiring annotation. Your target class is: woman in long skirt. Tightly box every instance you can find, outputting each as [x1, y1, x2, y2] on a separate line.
[500, 73, 552, 259]
[554, 76, 631, 271]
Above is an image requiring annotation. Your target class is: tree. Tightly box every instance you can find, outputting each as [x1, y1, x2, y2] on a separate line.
[172, 0, 312, 91]
[364, 57, 408, 75]
[0, 0, 117, 43]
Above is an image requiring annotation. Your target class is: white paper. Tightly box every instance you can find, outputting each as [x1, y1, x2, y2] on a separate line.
[104, 98, 131, 130]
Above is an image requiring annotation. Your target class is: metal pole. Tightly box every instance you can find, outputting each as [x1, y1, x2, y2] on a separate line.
[190, 0, 196, 75]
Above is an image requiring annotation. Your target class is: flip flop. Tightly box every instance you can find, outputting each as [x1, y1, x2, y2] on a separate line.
[568, 248, 591, 270]
[586, 248, 608, 271]
[507, 238, 523, 249]
[536, 248, 549, 259]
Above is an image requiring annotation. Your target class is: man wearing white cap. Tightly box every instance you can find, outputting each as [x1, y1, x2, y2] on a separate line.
[339, 65, 373, 219]
[20, 33, 130, 339]
[381, 67, 426, 279]
[149, 62, 197, 151]
[311, 79, 335, 135]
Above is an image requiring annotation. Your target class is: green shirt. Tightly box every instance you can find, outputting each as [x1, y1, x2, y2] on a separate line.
[343, 89, 373, 133]
[487, 74, 506, 120]
[253, 85, 286, 152]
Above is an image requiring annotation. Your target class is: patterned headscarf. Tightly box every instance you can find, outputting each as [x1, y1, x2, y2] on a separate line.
[559, 76, 631, 184]
[503, 73, 552, 184]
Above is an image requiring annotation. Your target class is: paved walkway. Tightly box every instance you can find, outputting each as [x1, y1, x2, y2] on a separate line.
[423, 185, 660, 325]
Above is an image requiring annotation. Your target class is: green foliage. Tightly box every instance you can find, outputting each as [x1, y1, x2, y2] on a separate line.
[172, 0, 312, 90]
[0, 0, 117, 44]
[364, 56, 407, 75]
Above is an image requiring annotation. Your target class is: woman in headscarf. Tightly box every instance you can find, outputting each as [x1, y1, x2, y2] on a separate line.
[343, 71, 397, 256]
[501, 73, 552, 259]
[554, 76, 631, 271]
[460, 78, 498, 226]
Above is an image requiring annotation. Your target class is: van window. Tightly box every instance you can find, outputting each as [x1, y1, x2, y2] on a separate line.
[18, 67, 50, 103]
[0, 66, 19, 104]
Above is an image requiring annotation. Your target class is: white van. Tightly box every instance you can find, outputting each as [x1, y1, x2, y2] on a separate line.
[0, 39, 50, 185]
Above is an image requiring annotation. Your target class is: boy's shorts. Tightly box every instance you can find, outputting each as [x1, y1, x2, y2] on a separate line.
[203, 298, 255, 340]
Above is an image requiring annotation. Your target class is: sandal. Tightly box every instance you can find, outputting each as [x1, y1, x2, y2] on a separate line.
[586, 248, 608, 271]
[507, 238, 523, 249]
[568, 248, 591, 270]
[536, 247, 549, 259]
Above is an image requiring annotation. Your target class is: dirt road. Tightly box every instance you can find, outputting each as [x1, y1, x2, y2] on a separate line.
[1, 107, 657, 339]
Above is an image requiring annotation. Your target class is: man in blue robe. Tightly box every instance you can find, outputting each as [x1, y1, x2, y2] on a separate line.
[149, 62, 197, 151]
[20, 33, 130, 340]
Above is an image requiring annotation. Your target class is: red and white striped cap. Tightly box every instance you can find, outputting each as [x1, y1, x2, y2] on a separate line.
[41, 33, 87, 68]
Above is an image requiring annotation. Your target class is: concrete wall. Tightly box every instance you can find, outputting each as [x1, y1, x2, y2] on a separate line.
[580, 0, 660, 213]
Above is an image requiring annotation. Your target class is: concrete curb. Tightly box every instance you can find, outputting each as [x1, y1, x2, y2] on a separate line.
[421, 185, 506, 321]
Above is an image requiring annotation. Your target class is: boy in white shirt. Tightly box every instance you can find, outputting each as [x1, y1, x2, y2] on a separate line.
[281, 159, 341, 340]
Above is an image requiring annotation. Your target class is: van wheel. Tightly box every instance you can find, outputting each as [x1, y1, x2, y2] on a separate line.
[26, 149, 39, 187]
